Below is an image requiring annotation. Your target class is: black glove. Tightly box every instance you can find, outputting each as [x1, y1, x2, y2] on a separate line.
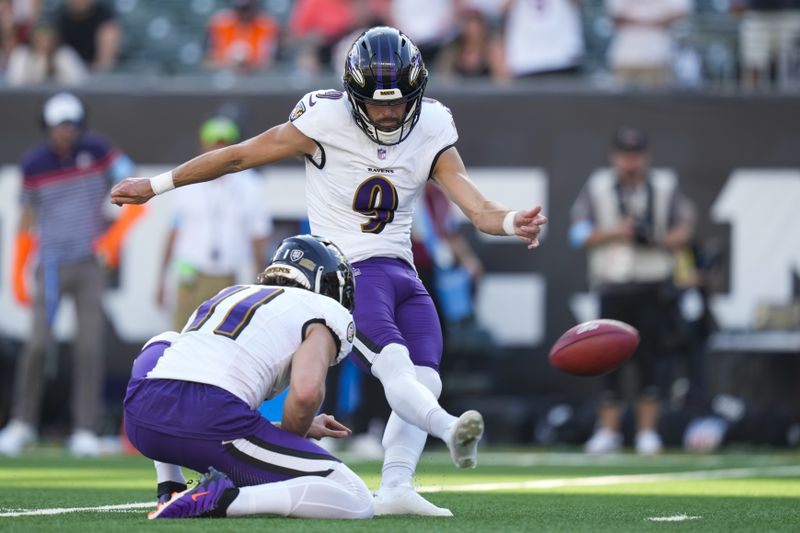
[157, 480, 187, 503]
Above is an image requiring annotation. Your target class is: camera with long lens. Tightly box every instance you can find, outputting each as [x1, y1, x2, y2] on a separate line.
[632, 218, 654, 245]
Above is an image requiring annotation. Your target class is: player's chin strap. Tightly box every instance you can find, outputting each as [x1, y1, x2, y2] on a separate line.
[314, 266, 324, 296]
[336, 270, 346, 306]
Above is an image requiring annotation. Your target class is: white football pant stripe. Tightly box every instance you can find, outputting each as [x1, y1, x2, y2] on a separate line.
[226, 438, 339, 474]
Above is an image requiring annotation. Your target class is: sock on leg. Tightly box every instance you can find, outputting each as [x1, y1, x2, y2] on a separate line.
[154, 461, 186, 484]
[153, 462, 187, 502]
[371, 345, 456, 441]
[380, 412, 426, 489]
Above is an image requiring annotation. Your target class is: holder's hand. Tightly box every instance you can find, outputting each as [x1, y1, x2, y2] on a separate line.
[306, 414, 352, 440]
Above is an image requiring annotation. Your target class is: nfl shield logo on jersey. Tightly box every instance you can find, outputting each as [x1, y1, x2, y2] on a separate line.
[377, 147, 386, 160]
[290, 249, 304, 262]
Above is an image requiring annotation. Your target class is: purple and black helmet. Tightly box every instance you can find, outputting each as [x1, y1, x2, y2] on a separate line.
[257, 235, 355, 313]
[343, 26, 428, 146]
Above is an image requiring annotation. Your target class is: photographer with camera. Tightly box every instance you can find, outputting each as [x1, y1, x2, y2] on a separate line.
[569, 126, 694, 455]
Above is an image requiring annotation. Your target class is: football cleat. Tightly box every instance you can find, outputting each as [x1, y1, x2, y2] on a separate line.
[584, 428, 622, 454]
[148, 467, 239, 519]
[635, 430, 663, 456]
[373, 485, 453, 517]
[447, 410, 484, 469]
[68, 430, 100, 458]
[0, 420, 36, 457]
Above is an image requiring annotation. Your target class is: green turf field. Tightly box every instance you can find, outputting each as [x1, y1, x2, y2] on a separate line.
[1, 448, 799, 532]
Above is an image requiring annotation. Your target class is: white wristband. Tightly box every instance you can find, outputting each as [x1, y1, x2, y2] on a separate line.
[502, 210, 518, 236]
[149, 171, 175, 195]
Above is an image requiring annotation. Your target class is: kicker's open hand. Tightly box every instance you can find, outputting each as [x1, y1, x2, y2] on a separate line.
[513, 206, 548, 249]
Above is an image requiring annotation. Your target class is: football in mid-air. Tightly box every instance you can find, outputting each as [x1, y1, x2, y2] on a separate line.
[549, 319, 639, 376]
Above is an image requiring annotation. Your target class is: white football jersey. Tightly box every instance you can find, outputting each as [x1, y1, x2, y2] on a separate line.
[289, 90, 458, 265]
[146, 285, 355, 410]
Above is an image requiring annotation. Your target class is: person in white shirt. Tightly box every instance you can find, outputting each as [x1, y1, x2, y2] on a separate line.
[732, 0, 800, 90]
[111, 26, 547, 517]
[126, 234, 373, 520]
[6, 21, 87, 86]
[606, 0, 693, 87]
[156, 115, 272, 331]
[503, 0, 585, 77]
[390, 0, 457, 64]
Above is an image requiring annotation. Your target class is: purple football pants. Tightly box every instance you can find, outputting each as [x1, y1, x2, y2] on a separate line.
[348, 257, 443, 373]
[123, 342, 340, 487]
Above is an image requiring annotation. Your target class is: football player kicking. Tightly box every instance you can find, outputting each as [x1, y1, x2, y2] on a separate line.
[125, 235, 374, 519]
[113, 27, 547, 517]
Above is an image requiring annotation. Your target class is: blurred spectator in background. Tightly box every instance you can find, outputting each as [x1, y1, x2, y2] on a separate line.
[56, 0, 120, 72]
[606, 0, 692, 87]
[569, 127, 694, 455]
[7, 0, 41, 43]
[156, 115, 273, 331]
[0, 92, 141, 457]
[328, 2, 394, 75]
[732, 0, 800, 90]
[502, 0, 584, 78]
[436, 7, 508, 82]
[1, 0, 19, 69]
[205, 0, 280, 73]
[390, 0, 458, 65]
[289, 0, 360, 75]
[0, 0, 41, 65]
[6, 20, 87, 86]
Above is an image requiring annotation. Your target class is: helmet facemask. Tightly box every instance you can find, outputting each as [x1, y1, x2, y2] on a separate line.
[343, 27, 428, 146]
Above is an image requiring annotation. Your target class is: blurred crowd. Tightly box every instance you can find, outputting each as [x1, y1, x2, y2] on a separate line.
[1, 0, 800, 90]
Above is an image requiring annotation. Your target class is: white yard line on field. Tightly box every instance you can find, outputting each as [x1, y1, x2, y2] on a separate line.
[416, 464, 800, 493]
[398, 450, 785, 468]
[0, 502, 154, 517]
[648, 514, 702, 522]
[2, 464, 799, 517]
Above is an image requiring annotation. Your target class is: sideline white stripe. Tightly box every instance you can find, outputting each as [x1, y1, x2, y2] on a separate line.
[416, 465, 800, 493]
[2, 464, 798, 518]
[341, 450, 792, 469]
[0, 502, 154, 517]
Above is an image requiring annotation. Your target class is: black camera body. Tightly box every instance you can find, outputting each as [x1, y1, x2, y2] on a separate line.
[633, 218, 654, 245]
